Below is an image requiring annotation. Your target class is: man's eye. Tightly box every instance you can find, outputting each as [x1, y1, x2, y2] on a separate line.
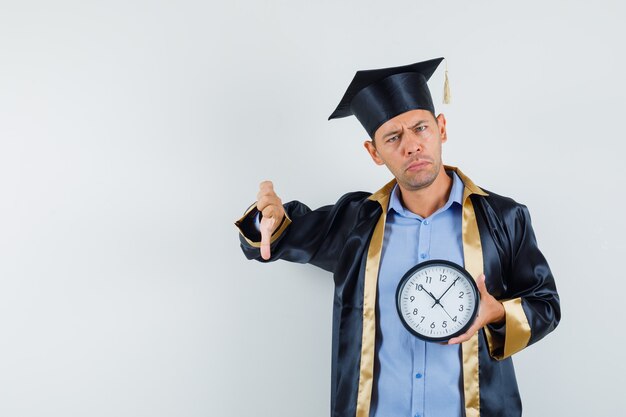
[415, 125, 427, 132]
[387, 136, 399, 143]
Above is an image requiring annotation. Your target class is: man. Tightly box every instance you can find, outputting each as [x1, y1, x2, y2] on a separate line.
[236, 57, 560, 417]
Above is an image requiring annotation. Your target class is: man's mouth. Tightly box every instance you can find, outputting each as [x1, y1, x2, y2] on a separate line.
[406, 160, 431, 172]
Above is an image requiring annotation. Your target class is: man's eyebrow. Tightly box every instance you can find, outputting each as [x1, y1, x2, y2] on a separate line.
[409, 120, 430, 130]
[381, 119, 431, 139]
[381, 127, 401, 139]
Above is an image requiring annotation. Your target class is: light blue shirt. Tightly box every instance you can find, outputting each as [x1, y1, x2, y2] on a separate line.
[370, 171, 465, 417]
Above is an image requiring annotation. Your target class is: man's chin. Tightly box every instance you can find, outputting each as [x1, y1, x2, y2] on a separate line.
[399, 172, 438, 191]
[400, 178, 437, 191]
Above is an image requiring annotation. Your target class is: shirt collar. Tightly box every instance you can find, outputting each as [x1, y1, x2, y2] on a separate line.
[388, 171, 464, 219]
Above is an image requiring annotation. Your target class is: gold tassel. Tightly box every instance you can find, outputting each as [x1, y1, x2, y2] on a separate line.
[443, 60, 451, 104]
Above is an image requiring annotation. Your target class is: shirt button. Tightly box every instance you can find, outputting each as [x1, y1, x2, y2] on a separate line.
[423, 220, 429, 225]
[420, 253, 427, 259]
[414, 414, 420, 417]
[415, 373, 422, 379]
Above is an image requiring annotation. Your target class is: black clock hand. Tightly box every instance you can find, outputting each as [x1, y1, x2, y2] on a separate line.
[417, 285, 439, 308]
[432, 277, 461, 308]
[439, 304, 454, 321]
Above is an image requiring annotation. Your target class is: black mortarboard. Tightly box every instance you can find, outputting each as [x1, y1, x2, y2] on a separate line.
[328, 57, 445, 138]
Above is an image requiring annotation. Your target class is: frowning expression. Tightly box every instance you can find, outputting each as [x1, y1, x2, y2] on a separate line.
[364, 109, 448, 191]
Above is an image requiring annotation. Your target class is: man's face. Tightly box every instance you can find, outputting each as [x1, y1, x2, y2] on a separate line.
[364, 109, 448, 192]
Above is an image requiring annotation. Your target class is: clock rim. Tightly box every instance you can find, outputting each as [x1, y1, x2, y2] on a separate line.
[395, 259, 480, 343]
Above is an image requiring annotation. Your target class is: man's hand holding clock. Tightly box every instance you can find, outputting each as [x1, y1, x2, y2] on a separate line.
[396, 261, 506, 343]
[447, 273, 505, 345]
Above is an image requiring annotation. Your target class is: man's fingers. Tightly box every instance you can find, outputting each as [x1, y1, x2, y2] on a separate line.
[256, 180, 284, 220]
[255, 180, 284, 260]
[475, 273, 487, 294]
[260, 217, 275, 260]
[448, 321, 480, 345]
[447, 335, 463, 345]
[447, 275, 495, 345]
[447, 333, 466, 345]
[257, 181, 277, 206]
[261, 205, 280, 222]
[259, 180, 274, 193]
[449, 333, 471, 345]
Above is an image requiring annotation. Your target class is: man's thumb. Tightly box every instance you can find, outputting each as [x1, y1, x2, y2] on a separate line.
[260, 217, 276, 260]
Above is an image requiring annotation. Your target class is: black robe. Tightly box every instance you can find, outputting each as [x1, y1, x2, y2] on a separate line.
[236, 167, 560, 417]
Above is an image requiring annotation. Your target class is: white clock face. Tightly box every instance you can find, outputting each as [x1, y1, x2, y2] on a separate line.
[396, 260, 479, 342]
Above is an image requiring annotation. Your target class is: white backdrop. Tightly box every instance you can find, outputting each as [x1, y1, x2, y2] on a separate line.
[1, 1, 624, 416]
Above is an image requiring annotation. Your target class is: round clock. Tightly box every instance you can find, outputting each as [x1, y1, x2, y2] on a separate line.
[395, 260, 480, 342]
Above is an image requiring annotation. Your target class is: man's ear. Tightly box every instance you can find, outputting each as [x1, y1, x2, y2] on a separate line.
[436, 113, 448, 143]
[364, 140, 385, 166]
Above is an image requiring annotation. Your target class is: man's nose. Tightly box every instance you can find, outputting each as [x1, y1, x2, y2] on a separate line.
[403, 130, 423, 155]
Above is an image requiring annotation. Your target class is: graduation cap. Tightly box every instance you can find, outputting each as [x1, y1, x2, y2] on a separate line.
[328, 57, 447, 138]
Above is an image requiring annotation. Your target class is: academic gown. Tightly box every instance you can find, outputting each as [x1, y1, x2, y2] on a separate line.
[236, 167, 560, 417]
